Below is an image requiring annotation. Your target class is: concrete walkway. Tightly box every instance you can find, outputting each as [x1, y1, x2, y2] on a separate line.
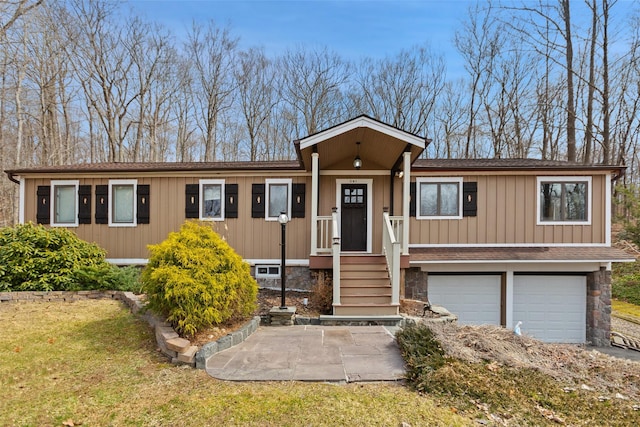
[205, 325, 406, 382]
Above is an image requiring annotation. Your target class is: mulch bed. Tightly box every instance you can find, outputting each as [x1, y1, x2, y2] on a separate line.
[190, 289, 434, 346]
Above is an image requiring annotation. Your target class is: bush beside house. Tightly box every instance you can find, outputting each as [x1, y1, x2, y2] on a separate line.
[0, 222, 138, 292]
[141, 220, 258, 337]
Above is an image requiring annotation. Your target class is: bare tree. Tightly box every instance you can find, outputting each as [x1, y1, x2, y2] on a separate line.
[279, 46, 350, 136]
[0, 0, 42, 39]
[66, 0, 140, 162]
[234, 48, 278, 161]
[354, 44, 444, 136]
[185, 21, 237, 161]
[455, 1, 501, 158]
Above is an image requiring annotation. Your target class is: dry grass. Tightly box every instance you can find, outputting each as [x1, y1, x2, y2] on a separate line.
[0, 299, 467, 427]
[614, 299, 640, 319]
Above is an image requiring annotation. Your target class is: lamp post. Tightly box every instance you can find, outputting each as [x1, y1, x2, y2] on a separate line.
[278, 211, 289, 309]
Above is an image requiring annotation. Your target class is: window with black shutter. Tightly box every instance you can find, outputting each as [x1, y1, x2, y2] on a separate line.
[225, 184, 238, 218]
[463, 182, 477, 217]
[291, 183, 305, 218]
[36, 186, 50, 224]
[95, 185, 108, 224]
[137, 184, 150, 224]
[78, 185, 92, 224]
[185, 184, 199, 218]
[252, 183, 265, 218]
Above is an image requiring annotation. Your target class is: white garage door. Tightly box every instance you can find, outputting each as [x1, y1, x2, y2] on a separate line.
[513, 275, 586, 343]
[428, 275, 501, 325]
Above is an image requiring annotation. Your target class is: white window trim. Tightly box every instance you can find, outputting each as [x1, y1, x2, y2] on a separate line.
[536, 176, 592, 226]
[199, 179, 225, 221]
[108, 179, 137, 227]
[416, 177, 463, 220]
[255, 264, 281, 278]
[51, 180, 79, 227]
[265, 178, 292, 221]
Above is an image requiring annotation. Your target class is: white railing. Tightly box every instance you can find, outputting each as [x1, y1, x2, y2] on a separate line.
[315, 215, 333, 254]
[382, 212, 401, 306]
[331, 209, 341, 307]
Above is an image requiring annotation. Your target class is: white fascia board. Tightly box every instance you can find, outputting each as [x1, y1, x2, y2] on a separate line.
[417, 261, 606, 273]
[246, 259, 310, 267]
[409, 243, 610, 248]
[299, 117, 425, 150]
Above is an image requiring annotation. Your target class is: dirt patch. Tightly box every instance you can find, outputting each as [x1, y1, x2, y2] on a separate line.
[427, 321, 640, 400]
[191, 292, 434, 346]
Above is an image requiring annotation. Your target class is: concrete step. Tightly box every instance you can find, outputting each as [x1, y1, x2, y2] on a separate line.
[334, 303, 399, 316]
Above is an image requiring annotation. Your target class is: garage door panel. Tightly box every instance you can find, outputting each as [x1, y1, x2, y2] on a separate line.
[514, 275, 586, 343]
[428, 275, 501, 326]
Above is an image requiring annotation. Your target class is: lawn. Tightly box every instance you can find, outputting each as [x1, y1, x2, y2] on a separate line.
[0, 300, 466, 427]
[2, 299, 639, 427]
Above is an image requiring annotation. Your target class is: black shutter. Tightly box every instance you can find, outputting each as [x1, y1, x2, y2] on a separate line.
[137, 184, 150, 224]
[291, 183, 305, 218]
[225, 184, 238, 218]
[78, 185, 92, 224]
[36, 186, 50, 224]
[463, 182, 477, 217]
[185, 184, 199, 218]
[251, 183, 265, 218]
[95, 185, 108, 224]
[409, 182, 416, 217]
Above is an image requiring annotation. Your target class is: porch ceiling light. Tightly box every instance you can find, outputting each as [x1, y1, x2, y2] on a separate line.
[353, 141, 362, 169]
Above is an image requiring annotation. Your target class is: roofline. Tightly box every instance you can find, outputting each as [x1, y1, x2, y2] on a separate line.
[413, 161, 626, 175]
[298, 115, 427, 150]
[4, 161, 304, 176]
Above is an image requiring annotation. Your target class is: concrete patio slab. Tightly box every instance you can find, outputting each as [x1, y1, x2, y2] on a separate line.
[204, 325, 405, 382]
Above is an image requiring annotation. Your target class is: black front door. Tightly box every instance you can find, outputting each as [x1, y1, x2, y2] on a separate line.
[341, 184, 367, 251]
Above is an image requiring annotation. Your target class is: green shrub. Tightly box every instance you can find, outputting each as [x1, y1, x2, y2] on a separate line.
[612, 261, 640, 305]
[0, 222, 122, 292]
[141, 221, 258, 337]
[396, 323, 448, 392]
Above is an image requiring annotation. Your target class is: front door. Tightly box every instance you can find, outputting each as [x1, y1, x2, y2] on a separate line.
[341, 183, 367, 251]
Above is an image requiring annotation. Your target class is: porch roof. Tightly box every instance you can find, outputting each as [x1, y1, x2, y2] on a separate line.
[409, 246, 634, 264]
[294, 115, 428, 172]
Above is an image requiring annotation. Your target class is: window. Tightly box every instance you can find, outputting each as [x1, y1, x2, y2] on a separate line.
[265, 179, 291, 220]
[416, 177, 462, 219]
[109, 179, 136, 226]
[538, 176, 591, 224]
[256, 265, 281, 278]
[200, 179, 224, 220]
[51, 180, 79, 227]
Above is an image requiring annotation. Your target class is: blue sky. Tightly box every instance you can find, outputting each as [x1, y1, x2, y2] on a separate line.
[129, 0, 472, 62]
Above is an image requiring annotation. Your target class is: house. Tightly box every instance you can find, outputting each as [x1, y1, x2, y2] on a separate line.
[5, 115, 633, 345]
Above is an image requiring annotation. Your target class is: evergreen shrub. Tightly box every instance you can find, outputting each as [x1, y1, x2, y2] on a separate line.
[141, 221, 258, 336]
[0, 222, 137, 292]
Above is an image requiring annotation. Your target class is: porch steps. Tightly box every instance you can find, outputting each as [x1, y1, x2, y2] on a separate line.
[334, 255, 399, 316]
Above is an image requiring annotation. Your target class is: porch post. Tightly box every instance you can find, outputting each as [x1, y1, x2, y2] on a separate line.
[310, 152, 319, 255]
[402, 151, 411, 255]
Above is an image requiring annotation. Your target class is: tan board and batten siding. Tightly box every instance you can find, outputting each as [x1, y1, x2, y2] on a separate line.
[21, 169, 609, 260]
[23, 172, 312, 260]
[409, 171, 607, 245]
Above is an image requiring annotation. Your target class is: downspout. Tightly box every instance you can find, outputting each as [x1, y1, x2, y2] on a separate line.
[7, 172, 20, 184]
